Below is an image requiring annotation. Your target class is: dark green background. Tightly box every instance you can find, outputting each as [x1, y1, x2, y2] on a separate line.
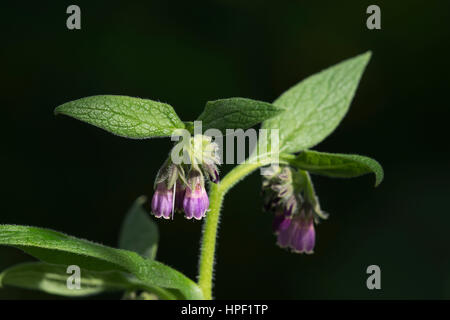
[1, 1, 449, 299]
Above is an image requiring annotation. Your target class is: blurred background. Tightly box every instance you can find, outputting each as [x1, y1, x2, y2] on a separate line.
[1, 0, 449, 299]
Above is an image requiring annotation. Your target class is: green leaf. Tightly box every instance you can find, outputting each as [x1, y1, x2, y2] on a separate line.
[285, 150, 384, 186]
[54, 95, 185, 139]
[0, 225, 203, 299]
[263, 52, 371, 153]
[197, 97, 284, 132]
[0, 262, 154, 297]
[119, 196, 159, 260]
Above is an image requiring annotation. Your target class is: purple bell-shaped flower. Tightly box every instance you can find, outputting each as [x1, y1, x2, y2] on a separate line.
[151, 182, 174, 219]
[277, 207, 315, 254]
[183, 171, 209, 220]
[263, 165, 326, 254]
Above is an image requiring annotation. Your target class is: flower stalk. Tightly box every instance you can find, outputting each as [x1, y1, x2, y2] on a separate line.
[197, 161, 265, 299]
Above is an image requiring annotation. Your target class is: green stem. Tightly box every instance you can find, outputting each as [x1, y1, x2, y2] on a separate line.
[197, 161, 263, 299]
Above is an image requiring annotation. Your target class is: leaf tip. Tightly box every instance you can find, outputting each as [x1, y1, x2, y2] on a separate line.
[53, 105, 62, 116]
[54, 102, 71, 117]
[136, 195, 148, 205]
[374, 177, 383, 187]
[274, 105, 287, 113]
[374, 165, 384, 188]
[360, 51, 372, 66]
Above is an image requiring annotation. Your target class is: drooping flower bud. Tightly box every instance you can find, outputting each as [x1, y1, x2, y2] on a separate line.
[283, 194, 298, 217]
[203, 162, 220, 183]
[184, 135, 221, 184]
[262, 166, 297, 215]
[187, 135, 220, 165]
[151, 182, 174, 219]
[183, 170, 209, 220]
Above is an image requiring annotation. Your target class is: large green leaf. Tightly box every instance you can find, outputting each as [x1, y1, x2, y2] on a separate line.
[119, 196, 159, 260]
[0, 225, 203, 299]
[0, 262, 175, 298]
[54, 95, 185, 139]
[197, 97, 284, 132]
[263, 52, 371, 153]
[284, 150, 383, 186]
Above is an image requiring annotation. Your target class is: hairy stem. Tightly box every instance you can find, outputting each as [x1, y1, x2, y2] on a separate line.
[197, 161, 263, 299]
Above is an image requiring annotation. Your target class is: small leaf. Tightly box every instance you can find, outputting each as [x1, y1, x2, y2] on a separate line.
[197, 97, 284, 132]
[285, 150, 384, 186]
[0, 225, 203, 299]
[54, 95, 185, 139]
[263, 52, 371, 153]
[0, 262, 136, 297]
[119, 196, 159, 260]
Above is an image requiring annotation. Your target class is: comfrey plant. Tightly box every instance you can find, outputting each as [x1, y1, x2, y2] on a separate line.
[0, 52, 383, 300]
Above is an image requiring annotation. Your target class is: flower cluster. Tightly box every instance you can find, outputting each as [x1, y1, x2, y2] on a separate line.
[151, 135, 220, 220]
[262, 166, 327, 254]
